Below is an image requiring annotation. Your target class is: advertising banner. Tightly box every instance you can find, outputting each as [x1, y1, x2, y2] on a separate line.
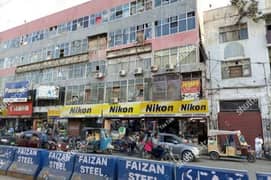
[38, 151, 75, 180]
[3, 81, 29, 103]
[256, 172, 271, 180]
[47, 108, 61, 117]
[181, 80, 201, 100]
[8, 147, 42, 179]
[141, 100, 209, 116]
[117, 158, 174, 180]
[60, 104, 103, 118]
[103, 102, 141, 117]
[7, 102, 33, 116]
[176, 165, 249, 180]
[72, 153, 116, 180]
[36, 85, 59, 100]
[0, 146, 16, 175]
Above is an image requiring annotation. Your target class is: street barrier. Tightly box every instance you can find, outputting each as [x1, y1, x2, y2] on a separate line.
[0, 146, 16, 175]
[256, 172, 271, 180]
[176, 165, 249, 180]
[117, 158, 174, 180]
[38, 151, 75, 180]
[0, 145, 268, 180]
[72, 153, 116, 180]
[7, 147, 43, 180]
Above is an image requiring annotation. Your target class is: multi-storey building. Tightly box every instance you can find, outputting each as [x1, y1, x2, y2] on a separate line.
[203, 0, 271, 148]
[0, 0, 207, 143]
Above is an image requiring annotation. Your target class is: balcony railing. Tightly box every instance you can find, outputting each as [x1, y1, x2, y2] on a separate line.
[266, 30, 271, 44]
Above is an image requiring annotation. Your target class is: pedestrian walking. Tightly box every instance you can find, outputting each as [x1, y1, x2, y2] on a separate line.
[255, 134, 263, 159]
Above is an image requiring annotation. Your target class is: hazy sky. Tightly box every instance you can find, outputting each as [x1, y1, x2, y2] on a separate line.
[0, 0, 230, 32]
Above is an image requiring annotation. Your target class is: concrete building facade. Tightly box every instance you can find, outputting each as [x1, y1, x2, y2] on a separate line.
[203, 0, 271, 147]
[0, 0, 208, 145]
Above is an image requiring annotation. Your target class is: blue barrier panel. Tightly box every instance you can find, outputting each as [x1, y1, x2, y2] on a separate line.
[256, 172, 271, 180]
[72, 153, 116, 180]
[0, 145, 16, 175]
[176, 165, 249, 180]
[7, 147, 43, 179]
[118, 158, 174, 180]
[38, 151, 76, 180]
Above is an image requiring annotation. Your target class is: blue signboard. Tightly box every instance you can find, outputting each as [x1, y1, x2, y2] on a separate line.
[176, 165, 249, 180]
[38, 151, 75, 180]
[8, 147, 42, 178]
[256, 172, 271, 180]
[117, 158, 174, 180]
[72, 153, 116, 180]
[0, 146, 16, 175]
[3, 81, 29, 102]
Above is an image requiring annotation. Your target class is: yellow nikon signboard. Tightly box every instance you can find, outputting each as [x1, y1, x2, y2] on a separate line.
[59, 100, 208, 118]
[103, 102, 141, 117]
[60, 104, 103, 117]
[48, 109, 60, 117]
[141, 100, 208, 115]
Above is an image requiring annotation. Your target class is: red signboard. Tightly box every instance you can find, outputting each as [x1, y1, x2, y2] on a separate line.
[181, 80, 201, 100]
[181, 80, 201, 93]
[7, 102, 33, 116]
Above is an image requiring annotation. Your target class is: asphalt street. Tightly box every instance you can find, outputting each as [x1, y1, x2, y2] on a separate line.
[0, 156, 269, 179]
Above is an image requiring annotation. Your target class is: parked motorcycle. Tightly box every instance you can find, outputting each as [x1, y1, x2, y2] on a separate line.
[141, 144, 182, 164]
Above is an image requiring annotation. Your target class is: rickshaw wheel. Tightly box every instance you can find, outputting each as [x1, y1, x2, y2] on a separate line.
[210, 151, 220, 160]
[247, 154, 256, 162]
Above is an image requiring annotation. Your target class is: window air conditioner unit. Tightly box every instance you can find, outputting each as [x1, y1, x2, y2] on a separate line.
[151, 65, 159, 72]
[112, 97, 119, 103]
[166, 64, 175, 71]
[119, 70, 127, 77]
[95, 72, 104, 79]
[134, 67, 143, 75]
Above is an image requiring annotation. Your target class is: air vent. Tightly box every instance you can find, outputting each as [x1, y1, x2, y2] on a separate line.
[151, 65, 159, 72]
[112, 97, 119, 104]
[134, 67, 143, 75]
[95, 72, 104, 79]
[119, 70, 127, 77]
[166, 64, 176, 71]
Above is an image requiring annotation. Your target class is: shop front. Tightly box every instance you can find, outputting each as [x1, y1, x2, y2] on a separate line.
[141, 100, 209, 144]
[6, 101, 33, 132]
[59, 100, 209, 142]
[103, 102, 143, 136]
[2, 80, 32, 132]
[60, 104, 103, 136]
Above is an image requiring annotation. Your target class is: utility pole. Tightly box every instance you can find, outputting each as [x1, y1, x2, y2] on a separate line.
[257, 62, 271, 146]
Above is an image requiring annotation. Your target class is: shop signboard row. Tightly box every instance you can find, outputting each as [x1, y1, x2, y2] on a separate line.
[1, 145, 267, 180]
[55, 100, 209, 118]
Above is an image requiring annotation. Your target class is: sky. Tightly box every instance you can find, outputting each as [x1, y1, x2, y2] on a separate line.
[0, 0, 230, 32]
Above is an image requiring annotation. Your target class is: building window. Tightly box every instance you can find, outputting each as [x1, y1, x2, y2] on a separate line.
[152, 74, 180, 100]
[153, 45, 197, 68]
[220, 100, 259, 112]
[155, 11, 196, 37]
[68, 63, 86, 79]
[108, 22, 152, 47]
[66, 85, 84, 105]
[219, 23, 248, 43]
[86, 61, 106, 76]
[221, 59, 251, 79]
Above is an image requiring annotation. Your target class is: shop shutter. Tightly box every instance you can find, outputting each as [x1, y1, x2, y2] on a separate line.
[218, 112, 263, 149]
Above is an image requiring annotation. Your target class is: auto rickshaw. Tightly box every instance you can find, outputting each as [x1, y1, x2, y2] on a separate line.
[208, 129, 256, 162]
[80, 127, 113, 154]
